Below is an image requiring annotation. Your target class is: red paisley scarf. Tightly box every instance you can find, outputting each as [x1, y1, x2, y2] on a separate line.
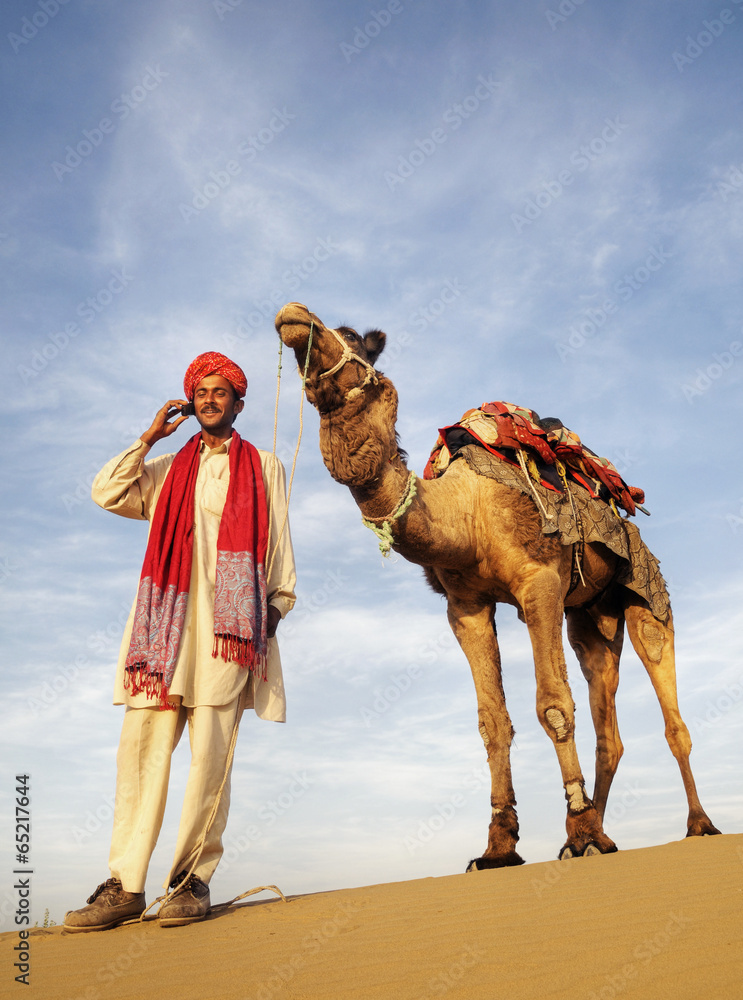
[124, 431, 269, 708]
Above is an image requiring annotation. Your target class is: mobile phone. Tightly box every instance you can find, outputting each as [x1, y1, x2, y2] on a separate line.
[180, 402, 195, 417]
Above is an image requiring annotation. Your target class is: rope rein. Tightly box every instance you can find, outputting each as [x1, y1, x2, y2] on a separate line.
[265, 321, 314, 581]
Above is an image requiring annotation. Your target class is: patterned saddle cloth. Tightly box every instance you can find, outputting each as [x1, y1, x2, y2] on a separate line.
[423, 401, 646, 517]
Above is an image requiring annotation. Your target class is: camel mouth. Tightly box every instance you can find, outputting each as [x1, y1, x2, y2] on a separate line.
[275, 302, 317, 348]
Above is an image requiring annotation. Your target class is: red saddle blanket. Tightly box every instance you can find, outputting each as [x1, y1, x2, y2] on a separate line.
[423, 401, 646, 516]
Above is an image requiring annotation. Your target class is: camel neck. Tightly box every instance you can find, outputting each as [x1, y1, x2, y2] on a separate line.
[350, 457, 417, 523]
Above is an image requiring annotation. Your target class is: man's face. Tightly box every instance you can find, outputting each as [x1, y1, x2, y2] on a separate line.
[192, 374, 244, 435]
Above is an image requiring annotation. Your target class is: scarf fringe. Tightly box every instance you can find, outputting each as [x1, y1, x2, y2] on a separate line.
[213, 634, 267, 681]
[124, 664, 178, 712]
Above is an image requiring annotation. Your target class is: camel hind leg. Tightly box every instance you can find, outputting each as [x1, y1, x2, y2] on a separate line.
[565, 600, 625, 822]
[622, 594, 720, 837]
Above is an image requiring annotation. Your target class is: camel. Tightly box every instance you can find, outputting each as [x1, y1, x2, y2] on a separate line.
[275, 301, 720, 869]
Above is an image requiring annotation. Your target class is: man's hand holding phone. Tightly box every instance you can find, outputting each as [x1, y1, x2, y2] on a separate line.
[140, 400, 192, 446]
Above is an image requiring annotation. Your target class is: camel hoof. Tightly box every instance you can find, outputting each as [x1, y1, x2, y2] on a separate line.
[466, 852, 525, 872]
[686, 819, 722, 838]
[559, 841, 607, 860]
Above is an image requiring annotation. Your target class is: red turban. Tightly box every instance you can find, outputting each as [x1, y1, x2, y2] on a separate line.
[183, 352, 248, 400]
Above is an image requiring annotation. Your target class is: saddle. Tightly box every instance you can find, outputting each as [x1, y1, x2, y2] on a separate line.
[424, 401, 647, 517]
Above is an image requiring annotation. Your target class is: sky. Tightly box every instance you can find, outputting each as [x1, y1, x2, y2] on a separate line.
[1, 0, 741, 928]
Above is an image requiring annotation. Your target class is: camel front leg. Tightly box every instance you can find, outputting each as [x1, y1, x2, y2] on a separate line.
[446, 598, 524, 870]
[520, 568, 617, 859]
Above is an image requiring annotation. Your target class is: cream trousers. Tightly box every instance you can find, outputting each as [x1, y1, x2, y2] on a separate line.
[108, 693, 245, 894]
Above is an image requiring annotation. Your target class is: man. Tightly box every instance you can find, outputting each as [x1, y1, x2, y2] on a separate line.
[64, 352, 296, 931]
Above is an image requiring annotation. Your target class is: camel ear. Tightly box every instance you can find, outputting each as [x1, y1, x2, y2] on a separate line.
[363, 329, 386, 365]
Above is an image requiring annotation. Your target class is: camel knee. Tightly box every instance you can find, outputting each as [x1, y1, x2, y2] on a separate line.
[477, 708, 514, 755]
[628, 606, 673, 664]
[595, 734, 623, 775]
[543, 707, 574, 743]
[640, 620, 667, 662]
[665, 720, 692, 761]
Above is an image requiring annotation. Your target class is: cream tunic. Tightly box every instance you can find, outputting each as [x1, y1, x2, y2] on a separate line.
[92, 437, 296, 721]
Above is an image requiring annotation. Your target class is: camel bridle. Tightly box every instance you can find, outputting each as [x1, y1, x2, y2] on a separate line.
[314, 325, 380, 401]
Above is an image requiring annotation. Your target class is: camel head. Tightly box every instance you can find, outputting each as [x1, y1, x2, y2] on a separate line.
[274, 302, 387, 412]
[274, 302, 402, 487]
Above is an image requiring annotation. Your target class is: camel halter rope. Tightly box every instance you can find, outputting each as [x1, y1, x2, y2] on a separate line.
[316, 325, 380, 400]
[361, 472, 417, 557]
[138, 327, 315, 925]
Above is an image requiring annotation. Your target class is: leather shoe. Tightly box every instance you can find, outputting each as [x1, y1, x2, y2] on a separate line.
[158, 871, 211, 927]
[64, 878, 145, 933]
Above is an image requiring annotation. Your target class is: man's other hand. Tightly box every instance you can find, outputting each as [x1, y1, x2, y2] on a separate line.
[267, 605, 281, 639]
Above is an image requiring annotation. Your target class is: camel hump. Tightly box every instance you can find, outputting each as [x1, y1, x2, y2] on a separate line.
[536, 416, 564, 432]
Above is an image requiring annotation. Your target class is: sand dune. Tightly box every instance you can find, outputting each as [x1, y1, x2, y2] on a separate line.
[3, 833, 741, 1000]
